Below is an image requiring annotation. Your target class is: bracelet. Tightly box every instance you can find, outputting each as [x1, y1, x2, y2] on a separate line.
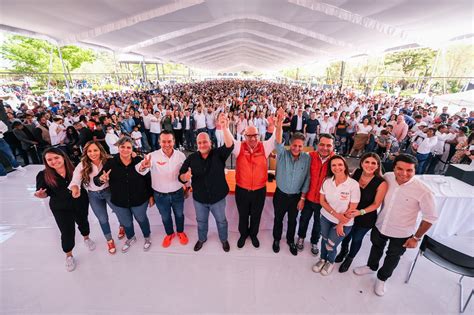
[300, 197, 305, 201]
[412, 235, 422, 242]
[359, 209, 366, 216]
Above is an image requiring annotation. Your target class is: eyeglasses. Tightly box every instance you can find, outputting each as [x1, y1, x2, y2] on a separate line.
[245, 134, 259, 139]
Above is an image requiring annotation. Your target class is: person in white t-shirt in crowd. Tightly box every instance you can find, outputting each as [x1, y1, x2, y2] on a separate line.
[412, 127, 437, 174]
[49, 116, 67, 146]
[312, 155, 360, 276]
[354, 154, 437, 297]
[131, 126, 142, 154]
[425, 124, 456, 174]
[136, 130, 189, 248]
[193, 105, 207, 134]
[235, 112, 248, 141]
[350, 117, 372, 158]
[319, 113, 334, 135]
[149, 111, 162, 151]
[255, 111, 268, 141]
[105, 125, 120, 155]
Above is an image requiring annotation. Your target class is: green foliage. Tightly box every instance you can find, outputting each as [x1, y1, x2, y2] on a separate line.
[1, 34, 96, 75]
[384, 48, 437, 75]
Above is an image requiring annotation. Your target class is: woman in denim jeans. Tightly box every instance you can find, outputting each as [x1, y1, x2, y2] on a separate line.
[70, 141, 124, 254]
[312, 155, 360, 276]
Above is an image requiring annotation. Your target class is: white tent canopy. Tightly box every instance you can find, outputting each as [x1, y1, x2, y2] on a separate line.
[433, 89, 474, 113]
[1, 0, 473, 71]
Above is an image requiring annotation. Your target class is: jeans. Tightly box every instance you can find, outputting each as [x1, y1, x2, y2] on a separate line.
[367, 227, 409, 281]
[150, 132, 160, 151]
[153, 188, 185, 235]
[184, 129, 195, 149]
[283, 131, 290, 145]
[193, 198, 228, 242]
[416, 152, 431, 174]
[235, 185, 266, 238]
[305, 133, 317, 148]
[272, 188, 300, 243]
[111, 201, 151, 239]
[320, 215, 352, 263]
[297, 200, 322, 245]
[87, 188, 114, 241]
[340, 225, 371, 258]
[0, 138, 20, 176]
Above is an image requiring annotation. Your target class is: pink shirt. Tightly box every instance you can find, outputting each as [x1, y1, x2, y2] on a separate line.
[392, 122, 408, 142]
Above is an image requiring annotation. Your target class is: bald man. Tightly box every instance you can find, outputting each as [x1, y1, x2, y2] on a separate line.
[179, 114, 234, 252]
[233, 124, 276, 249]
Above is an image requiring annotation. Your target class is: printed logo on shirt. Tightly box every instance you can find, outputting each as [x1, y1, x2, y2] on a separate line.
[340, 191, 350, 201]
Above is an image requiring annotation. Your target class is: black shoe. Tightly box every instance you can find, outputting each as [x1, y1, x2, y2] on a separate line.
[272, 240, 280, 253]
[288, 242, 298, 256]
[222, 240, 230, 252]
[193, 240, 206, 252]
[250, 236, 260, 249]
[335, 247, 348, 263]
[237, 236, 246, 249]
[339, 257, 353, 273]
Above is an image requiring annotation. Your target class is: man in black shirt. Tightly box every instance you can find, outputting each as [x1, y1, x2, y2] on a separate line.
[179, 114, 234, 252]
[304, 111, 320, 148]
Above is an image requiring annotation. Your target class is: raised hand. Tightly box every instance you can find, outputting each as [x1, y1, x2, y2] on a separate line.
[99, 169, 111, 183]
[141, 154, 152, 169]
[70, 185, 81, 198]
[218, 113, 229, 129]
[34, 188, 48, 198]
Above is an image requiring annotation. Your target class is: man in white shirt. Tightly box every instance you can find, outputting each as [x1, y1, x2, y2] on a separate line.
[354, 154, 438, 297]
[142, 108, 154, 149]
[426, 125, 456, 174]
[49, 117, 66, 146]
[136, 130, 188, 248]
[193, 106, 206, 133]
[412, 127, 437, 174]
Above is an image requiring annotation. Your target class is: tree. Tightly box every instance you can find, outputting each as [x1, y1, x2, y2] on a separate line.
[384, 48, 437, 76]
[0, 35, 96, 82]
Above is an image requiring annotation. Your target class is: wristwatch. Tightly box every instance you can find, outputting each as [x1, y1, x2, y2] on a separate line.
[359, 209, 366, 216]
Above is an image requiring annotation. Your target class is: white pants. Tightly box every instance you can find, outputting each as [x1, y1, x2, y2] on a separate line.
[305, 133, 316, 147]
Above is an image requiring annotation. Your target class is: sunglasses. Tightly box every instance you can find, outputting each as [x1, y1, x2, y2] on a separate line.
[245, 134, 259, 139]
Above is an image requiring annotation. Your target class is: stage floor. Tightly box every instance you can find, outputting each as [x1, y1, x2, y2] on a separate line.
[0, 165, 473, 314]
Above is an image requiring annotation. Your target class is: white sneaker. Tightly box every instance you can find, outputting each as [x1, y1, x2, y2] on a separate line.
[312, 259, 326, 273]
[65, 256, 76, 272]
[13, 166, 26, 172]
[84, 238, 96, 251]
[374, 279, 386, 296]
[353, 265, 376, 276]
[143, 237, 152, 251]
[122, 236, 137, 253]
[321, 262, 334, 276]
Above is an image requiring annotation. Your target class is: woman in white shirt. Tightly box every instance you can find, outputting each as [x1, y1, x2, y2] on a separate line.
[149, 111, 162, 151]
[69, 141, 124, 254]
[350, 117, 373, 158]
[312, 155, 360, 276]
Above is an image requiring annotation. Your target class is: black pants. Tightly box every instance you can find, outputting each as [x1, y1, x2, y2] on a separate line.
[367, 227, 409, 281]
[235, 185, 266, 238]
[51, 205, 90, 253]
[272, 188, 300, 244]
[297, 200, 322, 245]
[184, 130, 195, 149]
[174, 129, 184, 148]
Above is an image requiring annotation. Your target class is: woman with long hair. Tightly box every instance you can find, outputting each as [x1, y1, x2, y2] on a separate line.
[350, 117, 372, 158]
[69, 141, 125, 254]
[335, 153, 388, 272]
[35, 147, 95, 272]
[312, 155, 360, 276]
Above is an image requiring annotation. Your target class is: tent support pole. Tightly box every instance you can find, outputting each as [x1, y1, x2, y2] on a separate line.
[57, 45, 71, 99]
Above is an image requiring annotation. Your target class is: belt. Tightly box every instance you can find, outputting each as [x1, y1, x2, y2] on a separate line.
[154, 188, 182, 196]
[276, 187, 301, 198]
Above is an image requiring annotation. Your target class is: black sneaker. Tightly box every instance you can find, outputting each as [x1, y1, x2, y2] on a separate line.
[193, 240, 206, 252]
[311, 243, 319, 256]
[237, 236, 246, 249]
[335, 247, 348, 263]
[222, 240, 230, 252]
[250, 236, 260, 249]
[288, 243, 298, 256]
[272, 240, 280, 253]
[338, 257, 353, 273]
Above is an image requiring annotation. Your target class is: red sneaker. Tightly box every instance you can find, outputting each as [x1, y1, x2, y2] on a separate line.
[107, 239, 116, 254]
[177, 232, 189, 245]
[118, 226, 125, 240]
[162, 233, 175, 248]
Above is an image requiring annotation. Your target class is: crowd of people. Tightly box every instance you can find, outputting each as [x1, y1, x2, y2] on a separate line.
[1, 80, 473, 297]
